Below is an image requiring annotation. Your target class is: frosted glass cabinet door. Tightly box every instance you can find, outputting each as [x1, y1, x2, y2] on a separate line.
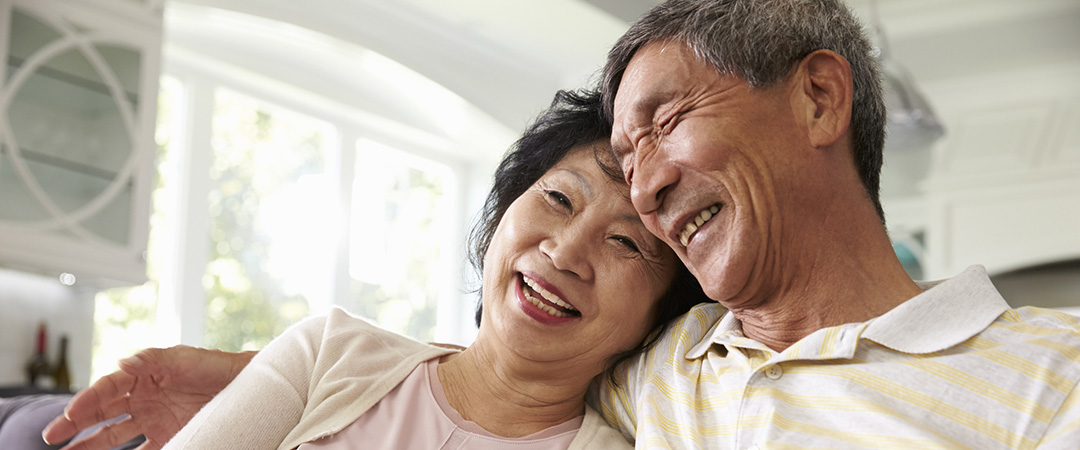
[0, 0, 162, 286]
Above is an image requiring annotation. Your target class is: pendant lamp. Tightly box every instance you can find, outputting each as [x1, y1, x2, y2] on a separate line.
[869, 0, 945, 151]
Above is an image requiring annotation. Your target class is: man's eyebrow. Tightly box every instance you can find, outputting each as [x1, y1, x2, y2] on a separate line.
[617, 91, 673, 138]
[609, 108, 641, 158]
[610, 139, 630, 158]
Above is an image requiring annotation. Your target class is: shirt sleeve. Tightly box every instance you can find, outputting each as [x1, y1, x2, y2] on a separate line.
[1037, 381, 1080, 449]
[162, 315, 329, 450]
[592, 350, 646, 445]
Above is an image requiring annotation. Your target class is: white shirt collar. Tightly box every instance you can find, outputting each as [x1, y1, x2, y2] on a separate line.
[861, 265, 1009, 353]
[686, 265, 1010, 359]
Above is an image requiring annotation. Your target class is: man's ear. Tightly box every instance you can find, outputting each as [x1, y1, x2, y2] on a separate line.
[797, 49, 853, 148]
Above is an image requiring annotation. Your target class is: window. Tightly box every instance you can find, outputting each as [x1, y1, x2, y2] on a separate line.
[93, 78, 471, 377]
[345, 139, 455, 341]
[89, 9, 495, 381]
[202, 88, 335, 351]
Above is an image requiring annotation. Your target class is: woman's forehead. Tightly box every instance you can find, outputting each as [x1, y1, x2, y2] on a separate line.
[549, 150, 644, 225]
[549, 147, 630, 196]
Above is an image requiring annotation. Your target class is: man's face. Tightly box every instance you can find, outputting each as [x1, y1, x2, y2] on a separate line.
[611, 40, 806, 304]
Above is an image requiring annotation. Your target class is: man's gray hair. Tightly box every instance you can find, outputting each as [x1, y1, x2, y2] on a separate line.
[602, 0, 887, 221]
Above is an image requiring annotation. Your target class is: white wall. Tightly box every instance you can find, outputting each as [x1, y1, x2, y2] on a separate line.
[920, 64, 1080, 282]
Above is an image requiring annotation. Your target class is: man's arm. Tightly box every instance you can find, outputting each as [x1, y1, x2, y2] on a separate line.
[591, 356, 644, 444]
[42, 346, 255, 450]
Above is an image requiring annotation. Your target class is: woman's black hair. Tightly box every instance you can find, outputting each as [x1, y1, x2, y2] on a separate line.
[466, 88, 708, 386]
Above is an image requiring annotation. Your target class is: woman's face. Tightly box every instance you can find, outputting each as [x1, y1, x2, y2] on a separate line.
[480, 143, 678, 375]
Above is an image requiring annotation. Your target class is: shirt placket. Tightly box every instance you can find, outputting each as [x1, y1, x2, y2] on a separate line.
[717, 324, 867, 450]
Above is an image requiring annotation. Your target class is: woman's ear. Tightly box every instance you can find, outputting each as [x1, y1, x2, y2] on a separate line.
[797, 49, 853, 148]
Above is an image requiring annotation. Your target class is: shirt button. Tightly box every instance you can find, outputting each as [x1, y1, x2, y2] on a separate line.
[764, 364, 783, 380]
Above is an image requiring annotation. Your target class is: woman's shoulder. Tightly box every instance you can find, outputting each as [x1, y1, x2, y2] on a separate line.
[279, 308, 456, 413]
[260, 309, 459, 449]
[258, 307, 455, 379]
[300, 307, 447, 359]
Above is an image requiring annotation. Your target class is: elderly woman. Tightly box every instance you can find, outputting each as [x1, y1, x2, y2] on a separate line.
[43, 89, 706, 450]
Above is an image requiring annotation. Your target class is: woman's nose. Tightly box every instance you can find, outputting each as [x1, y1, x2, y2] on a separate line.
[538, 230, 594, 281]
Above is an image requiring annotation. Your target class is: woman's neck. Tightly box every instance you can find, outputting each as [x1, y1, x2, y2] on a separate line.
[436, 342, 588, 438]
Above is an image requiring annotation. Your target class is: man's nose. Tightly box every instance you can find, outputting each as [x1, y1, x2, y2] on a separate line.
[629, 156, 679, 215]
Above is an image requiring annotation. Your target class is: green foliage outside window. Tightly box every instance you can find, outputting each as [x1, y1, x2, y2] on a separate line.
[202, 90, 328, 351]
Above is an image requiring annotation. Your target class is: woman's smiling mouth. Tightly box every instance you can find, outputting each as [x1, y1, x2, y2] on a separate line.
[521, 274, 580, 318]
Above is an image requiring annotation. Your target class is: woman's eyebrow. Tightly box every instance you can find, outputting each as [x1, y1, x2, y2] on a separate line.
[620, 212, 644, 227]
[618, 212, 666, 256]
[551, 168, 593, 198]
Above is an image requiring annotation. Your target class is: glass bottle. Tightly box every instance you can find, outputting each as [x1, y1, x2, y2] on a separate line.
[24, 322, 50, 387]
[53, 335, 72, 392]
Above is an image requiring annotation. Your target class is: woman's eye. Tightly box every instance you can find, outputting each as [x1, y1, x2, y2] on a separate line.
[613, 235, 641, 253]
[545, 190, 572, 209]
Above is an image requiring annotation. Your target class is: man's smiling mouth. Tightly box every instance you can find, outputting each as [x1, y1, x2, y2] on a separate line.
[679, 205, 721, 247]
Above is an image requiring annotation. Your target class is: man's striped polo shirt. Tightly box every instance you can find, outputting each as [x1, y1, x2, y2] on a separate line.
[596, 265, 1080, 449]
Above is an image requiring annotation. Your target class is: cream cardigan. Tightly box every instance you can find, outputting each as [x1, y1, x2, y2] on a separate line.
[164, 308, 631, 450]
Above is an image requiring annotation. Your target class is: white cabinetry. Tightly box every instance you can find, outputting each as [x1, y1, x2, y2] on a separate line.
[0, 0, 162, 286]
[920, 66, 1080, 280]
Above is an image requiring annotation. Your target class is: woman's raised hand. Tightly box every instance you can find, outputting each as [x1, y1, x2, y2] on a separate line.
[42, 346, 255, 450]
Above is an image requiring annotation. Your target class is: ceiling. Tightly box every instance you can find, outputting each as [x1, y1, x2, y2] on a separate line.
[168, 0, 1080, 132]
[169, 0, 624, 133]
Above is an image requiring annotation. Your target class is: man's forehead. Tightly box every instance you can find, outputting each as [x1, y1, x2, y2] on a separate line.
[614, 41, 695, 118]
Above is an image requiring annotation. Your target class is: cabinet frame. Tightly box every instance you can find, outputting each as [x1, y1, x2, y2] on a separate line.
[0, 0, 162, 286]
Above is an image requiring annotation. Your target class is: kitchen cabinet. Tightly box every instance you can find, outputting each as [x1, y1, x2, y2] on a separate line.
[0, 0, 162, 286]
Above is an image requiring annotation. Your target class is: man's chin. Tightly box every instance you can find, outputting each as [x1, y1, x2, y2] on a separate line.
[687, 248, 757, 304]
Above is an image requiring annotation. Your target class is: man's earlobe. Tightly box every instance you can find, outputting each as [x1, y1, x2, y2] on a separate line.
[801, 50, 853, 148]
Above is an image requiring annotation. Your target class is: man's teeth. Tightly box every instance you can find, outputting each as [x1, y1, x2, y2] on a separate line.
[523, 276, 577, 318]
[679, 205, 721, 247]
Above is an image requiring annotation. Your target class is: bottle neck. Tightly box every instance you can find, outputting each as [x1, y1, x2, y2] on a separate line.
[35, 325, 47, 355]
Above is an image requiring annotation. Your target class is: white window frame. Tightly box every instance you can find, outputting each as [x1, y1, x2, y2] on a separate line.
[152, 45, 481, 349]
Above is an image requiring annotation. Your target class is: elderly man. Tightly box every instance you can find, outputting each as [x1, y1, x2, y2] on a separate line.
[43, 1, 1080, 449]
[591, 0, 1080, 449]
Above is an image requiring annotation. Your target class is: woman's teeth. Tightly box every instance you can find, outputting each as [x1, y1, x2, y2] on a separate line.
[522, 276, 577, 318]
[679, 205, 721, 247]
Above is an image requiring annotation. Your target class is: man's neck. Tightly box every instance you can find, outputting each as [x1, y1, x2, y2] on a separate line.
[730, 195, 924, 352]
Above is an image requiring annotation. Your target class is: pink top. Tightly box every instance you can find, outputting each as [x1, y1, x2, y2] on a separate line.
[297, 358, 584, 450]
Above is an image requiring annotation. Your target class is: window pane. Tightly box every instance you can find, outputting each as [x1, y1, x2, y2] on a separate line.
[204, 88, 335, 351]
[90, 76, 183, 381]
[345, 139, 454, 341]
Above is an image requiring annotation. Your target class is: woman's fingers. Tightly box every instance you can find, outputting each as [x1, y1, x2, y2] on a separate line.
[42, 370, 136, 444]
[59, 415, 141, 450]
